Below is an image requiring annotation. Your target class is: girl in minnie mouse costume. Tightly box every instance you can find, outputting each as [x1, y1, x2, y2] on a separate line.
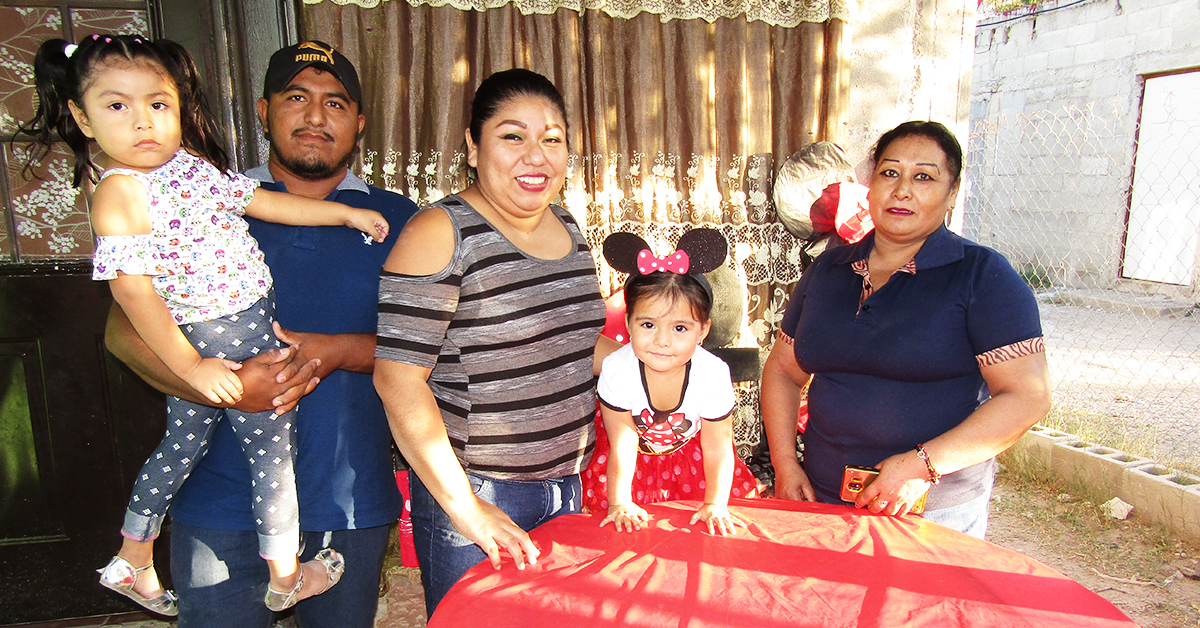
[582, 229, 758, 536]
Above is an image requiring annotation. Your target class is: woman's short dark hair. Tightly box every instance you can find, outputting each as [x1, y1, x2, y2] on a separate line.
[871, 121, 963, 184]
[468, 68, 568, 144]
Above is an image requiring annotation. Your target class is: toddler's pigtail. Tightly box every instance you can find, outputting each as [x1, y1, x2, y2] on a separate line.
[17, 38, 95, 187]
[153, 39, 228, 172]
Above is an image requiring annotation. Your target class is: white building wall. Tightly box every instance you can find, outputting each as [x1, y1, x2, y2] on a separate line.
[970, 0, 1200, 294]
[845, 0, 977, 184]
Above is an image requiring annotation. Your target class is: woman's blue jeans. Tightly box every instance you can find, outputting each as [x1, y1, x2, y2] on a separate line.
[410, 471, 581, 617]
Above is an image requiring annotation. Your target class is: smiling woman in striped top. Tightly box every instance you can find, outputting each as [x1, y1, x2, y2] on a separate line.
[373, 69, 617, 617]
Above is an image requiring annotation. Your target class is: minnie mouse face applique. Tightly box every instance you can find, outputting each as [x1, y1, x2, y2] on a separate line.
[635, 409, 694, 455]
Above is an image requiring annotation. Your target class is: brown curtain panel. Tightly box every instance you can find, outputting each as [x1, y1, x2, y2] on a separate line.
[301, 0, 848, 452]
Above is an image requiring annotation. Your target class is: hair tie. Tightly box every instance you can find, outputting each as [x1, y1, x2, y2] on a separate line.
[133, 37, 143, 44]
[91, 34, 99, 40]
[63, 43, 78, 58]
[103, 36, 111, 43]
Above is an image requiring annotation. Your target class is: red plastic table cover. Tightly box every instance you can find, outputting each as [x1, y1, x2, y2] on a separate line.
[428, 498, 1140, 628]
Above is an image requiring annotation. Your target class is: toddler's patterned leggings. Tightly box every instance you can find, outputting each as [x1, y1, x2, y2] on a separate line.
[121, 291, 300, 560]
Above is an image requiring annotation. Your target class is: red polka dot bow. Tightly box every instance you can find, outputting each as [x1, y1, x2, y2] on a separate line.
[637, 249, 690, 275]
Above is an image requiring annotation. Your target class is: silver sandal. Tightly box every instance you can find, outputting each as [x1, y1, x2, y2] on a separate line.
[264, 547, 345, 612]
[98, 555, 179, 616]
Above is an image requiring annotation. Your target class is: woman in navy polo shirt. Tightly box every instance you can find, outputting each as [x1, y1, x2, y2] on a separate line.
[760, 121, 1051, 538]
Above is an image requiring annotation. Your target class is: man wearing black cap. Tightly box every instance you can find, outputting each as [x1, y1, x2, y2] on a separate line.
[106, 41, 417, 627]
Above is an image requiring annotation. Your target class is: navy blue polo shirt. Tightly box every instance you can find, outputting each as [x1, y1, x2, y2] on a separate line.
[170, 168, 418, 532]
[781, 226, 1042, 509]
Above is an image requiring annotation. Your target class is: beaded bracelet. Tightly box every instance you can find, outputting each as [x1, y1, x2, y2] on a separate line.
[915, 443, 941, 485]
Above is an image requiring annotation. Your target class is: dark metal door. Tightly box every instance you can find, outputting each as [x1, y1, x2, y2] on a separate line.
[0, 269, 170, 624]
[0, 1, 298, 622]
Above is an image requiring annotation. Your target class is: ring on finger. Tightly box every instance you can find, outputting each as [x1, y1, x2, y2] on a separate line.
[875, 500, 889, 509]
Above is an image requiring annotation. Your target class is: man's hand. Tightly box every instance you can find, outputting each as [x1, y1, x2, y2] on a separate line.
[273, 321, 377, 377]
[274, 322, 339, 380]
[233, 347, 320, 414]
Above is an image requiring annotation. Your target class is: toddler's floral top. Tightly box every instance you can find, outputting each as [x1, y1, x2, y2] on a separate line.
[92, 150, 271, 324]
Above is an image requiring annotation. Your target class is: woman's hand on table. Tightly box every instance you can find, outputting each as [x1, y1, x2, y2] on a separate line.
[449, 497, 540, 570]
[772, 457, 816, 502]
[856, 451, 931, 516]
[691, 503, 747, 536]
[600, 502, 650, 532]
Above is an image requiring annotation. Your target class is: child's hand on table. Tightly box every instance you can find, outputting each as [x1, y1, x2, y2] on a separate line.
[691, 503, 746, 536]
[600, 502, 650, 533]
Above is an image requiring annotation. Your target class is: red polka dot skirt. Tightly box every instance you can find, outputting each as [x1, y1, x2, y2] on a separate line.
[581, 408, 759, 512]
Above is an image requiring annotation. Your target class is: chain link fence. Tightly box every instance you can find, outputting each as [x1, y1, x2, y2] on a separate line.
[966, 97, 1200, 474]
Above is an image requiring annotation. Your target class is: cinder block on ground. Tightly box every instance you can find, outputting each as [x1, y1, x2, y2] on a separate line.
[1097, 449, 1152, 469]
[1009, 425, 1199, 542]
[1077, 446, 1146, 488]
[1013, 425, 1073, 464]
[1121, 464, 1188, 533]
[1049, 439, 1097, 484]
[1183, 485, 1200, 540]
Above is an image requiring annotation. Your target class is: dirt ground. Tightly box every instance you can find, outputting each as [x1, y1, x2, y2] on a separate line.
[1038, 298, 1200, 473]
[987, 464, 1200, 628]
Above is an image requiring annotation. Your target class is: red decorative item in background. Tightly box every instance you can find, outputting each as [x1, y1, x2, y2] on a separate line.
[600, 291, 629, 343]
[394, 470, 418, 567]
[809, 181, 873, 244]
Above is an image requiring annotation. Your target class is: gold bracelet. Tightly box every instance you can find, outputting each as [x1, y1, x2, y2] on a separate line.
[915, 443, 941, 485]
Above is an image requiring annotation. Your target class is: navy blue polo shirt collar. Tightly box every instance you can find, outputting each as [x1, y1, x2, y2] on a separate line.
[831, 225, 965, 272]
[243, 164, 371, 196]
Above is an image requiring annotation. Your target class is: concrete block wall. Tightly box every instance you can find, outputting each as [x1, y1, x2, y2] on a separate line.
[846, 1, 976, 183]
[1011, 424, 1200, 541]
[969, 0, 1200, 291]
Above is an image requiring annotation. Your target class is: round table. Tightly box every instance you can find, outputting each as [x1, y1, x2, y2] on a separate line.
[428, 498, 1139, 628]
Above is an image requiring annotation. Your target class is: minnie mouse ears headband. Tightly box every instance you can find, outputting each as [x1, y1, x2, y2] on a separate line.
[602, 228, 728, 277]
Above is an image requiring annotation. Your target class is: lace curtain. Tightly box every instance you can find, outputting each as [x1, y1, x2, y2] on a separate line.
[300, 2, 848, 454]
[304, 0, 852, 28]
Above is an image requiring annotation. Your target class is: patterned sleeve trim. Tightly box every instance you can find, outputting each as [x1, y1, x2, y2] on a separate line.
[976, 337, 1045, 368]
[92, 234, 167, 280]
[777, 330, 795, 345]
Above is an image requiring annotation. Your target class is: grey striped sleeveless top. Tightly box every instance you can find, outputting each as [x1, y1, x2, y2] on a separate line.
[376, 195, 605, 480]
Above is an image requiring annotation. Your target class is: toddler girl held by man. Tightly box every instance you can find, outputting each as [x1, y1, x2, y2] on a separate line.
[21, 33, 388, 615]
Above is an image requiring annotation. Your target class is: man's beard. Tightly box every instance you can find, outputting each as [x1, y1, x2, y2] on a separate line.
[268, 131, 356, 182]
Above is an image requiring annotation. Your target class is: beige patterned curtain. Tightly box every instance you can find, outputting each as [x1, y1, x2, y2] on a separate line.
[301, 1, 849, 451]
[303, 0, 848, 340]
